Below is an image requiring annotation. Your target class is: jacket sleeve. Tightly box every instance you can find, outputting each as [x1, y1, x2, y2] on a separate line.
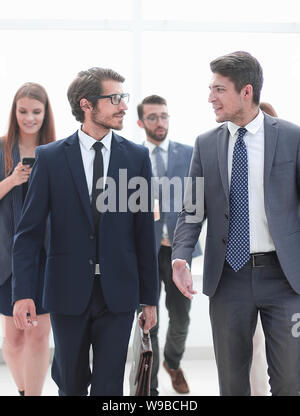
[12, 147, 50, 303]
[172, 137, 206, 266]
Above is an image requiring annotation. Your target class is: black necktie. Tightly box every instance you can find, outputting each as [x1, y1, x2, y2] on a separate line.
[91, 141, 104, 240]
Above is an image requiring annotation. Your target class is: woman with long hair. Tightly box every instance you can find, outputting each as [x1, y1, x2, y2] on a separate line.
[0, 82, 55, 395]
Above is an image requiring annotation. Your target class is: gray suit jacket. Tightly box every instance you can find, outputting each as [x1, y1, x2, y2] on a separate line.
[172, 113, 300, 296]
[151, 140, 201, 258]
[0, 139, 23, 285]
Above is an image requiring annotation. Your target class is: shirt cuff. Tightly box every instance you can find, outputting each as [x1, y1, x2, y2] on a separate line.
[172, 258, 190, 270]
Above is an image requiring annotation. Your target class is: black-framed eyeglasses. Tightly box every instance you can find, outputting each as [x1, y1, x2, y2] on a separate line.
[142, 114, 170, 123]
[96, 93, 130, 105]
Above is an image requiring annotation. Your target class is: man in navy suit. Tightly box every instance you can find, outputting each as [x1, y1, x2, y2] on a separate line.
[12, 67, 159, 396]
[137, 95, 201, 395]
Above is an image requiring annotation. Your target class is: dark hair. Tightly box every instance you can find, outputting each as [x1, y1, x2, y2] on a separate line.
[4, 82, 56, 176]
[259, 102, 278, 117]
[67, 67, 125, 122]
[210, 51, 263, 105]
[137, 95, 167, 120]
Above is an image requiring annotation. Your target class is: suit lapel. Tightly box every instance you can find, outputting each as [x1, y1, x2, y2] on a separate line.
[64, 132, 94, 230]
[103, 132, 125, 220]
[106, 132, 125, 180]
[166, 141, 177, 179]
[217, 124, 230, 202]
[263, 114, 278, 191]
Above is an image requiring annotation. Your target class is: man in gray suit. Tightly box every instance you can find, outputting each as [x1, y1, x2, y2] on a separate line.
[137, 95, 201, 395]
[172, 51, 300, 396]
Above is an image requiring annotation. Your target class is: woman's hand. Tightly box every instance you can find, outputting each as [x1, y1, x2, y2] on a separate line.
[11, 162, 32, 186]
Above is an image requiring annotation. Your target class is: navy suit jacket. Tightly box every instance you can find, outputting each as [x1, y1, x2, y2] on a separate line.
[153, 140, 201, 258]
[12, 131, 159, 315]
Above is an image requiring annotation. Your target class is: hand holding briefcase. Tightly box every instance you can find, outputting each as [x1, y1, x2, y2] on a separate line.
[129, 318, 153, 396]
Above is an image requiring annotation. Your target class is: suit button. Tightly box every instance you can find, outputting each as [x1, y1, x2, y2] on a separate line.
[222, 238, 227, 244]
[89, 259, 94, 265]
[89, 235, 94, 240]
[225, 213, 229, 219]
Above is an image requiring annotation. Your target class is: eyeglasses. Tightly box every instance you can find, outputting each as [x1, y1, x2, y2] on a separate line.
[97, 93, 130, 105]
[142, 114, 170, 123]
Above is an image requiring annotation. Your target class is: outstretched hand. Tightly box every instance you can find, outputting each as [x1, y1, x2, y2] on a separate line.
[172, 259, 197, 300]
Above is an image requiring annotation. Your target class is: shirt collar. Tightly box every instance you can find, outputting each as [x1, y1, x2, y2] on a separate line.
[78, 127, 112, 151]
[227, 109, 264, 137]
[144, 137, 169, 154]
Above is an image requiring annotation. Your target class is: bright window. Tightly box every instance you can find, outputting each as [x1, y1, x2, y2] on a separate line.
[0, 0, 134, 19]
[0, 0, 299, 144]
[140, 31, 300, 144]
[142, 0, 300, 22]
[0, 30, 134, 140]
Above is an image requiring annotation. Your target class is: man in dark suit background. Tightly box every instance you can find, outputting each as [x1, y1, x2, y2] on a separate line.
[137, 95, 201, 395]
[12, 67, 158, 396]
[172, 51, 300, 395]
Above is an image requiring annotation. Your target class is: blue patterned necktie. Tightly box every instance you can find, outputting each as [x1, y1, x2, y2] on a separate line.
[225, 127, 250, 271]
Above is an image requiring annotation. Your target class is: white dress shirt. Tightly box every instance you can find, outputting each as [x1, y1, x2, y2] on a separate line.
[227, 110, 275, 253]
[78, 128, 112, 202]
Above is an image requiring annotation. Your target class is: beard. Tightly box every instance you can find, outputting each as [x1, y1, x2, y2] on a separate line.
[144, 126, 168, 142]
[91, 108, 125, 131]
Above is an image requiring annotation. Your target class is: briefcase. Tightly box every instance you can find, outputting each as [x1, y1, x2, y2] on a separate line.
[129, 319, 153, 396]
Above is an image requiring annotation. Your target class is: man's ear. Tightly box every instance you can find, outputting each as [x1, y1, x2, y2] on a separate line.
[137, 119, 145, 129]
[242, 84, 253, 100]
[80, 98, 93, 114]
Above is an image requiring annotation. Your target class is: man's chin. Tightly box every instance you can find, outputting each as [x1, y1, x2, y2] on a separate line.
[111, 122, 123, 131]
[152, 133, 167, 142]
[215, 115, 226, 123]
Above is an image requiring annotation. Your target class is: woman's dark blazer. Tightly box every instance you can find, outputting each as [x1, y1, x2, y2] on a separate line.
[0, 139, 23, 285]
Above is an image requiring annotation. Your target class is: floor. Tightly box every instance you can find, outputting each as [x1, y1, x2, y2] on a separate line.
[0, 358, 220, 396]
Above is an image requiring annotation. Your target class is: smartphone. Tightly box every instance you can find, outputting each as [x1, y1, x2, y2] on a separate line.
[22, 157, 35, 167]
